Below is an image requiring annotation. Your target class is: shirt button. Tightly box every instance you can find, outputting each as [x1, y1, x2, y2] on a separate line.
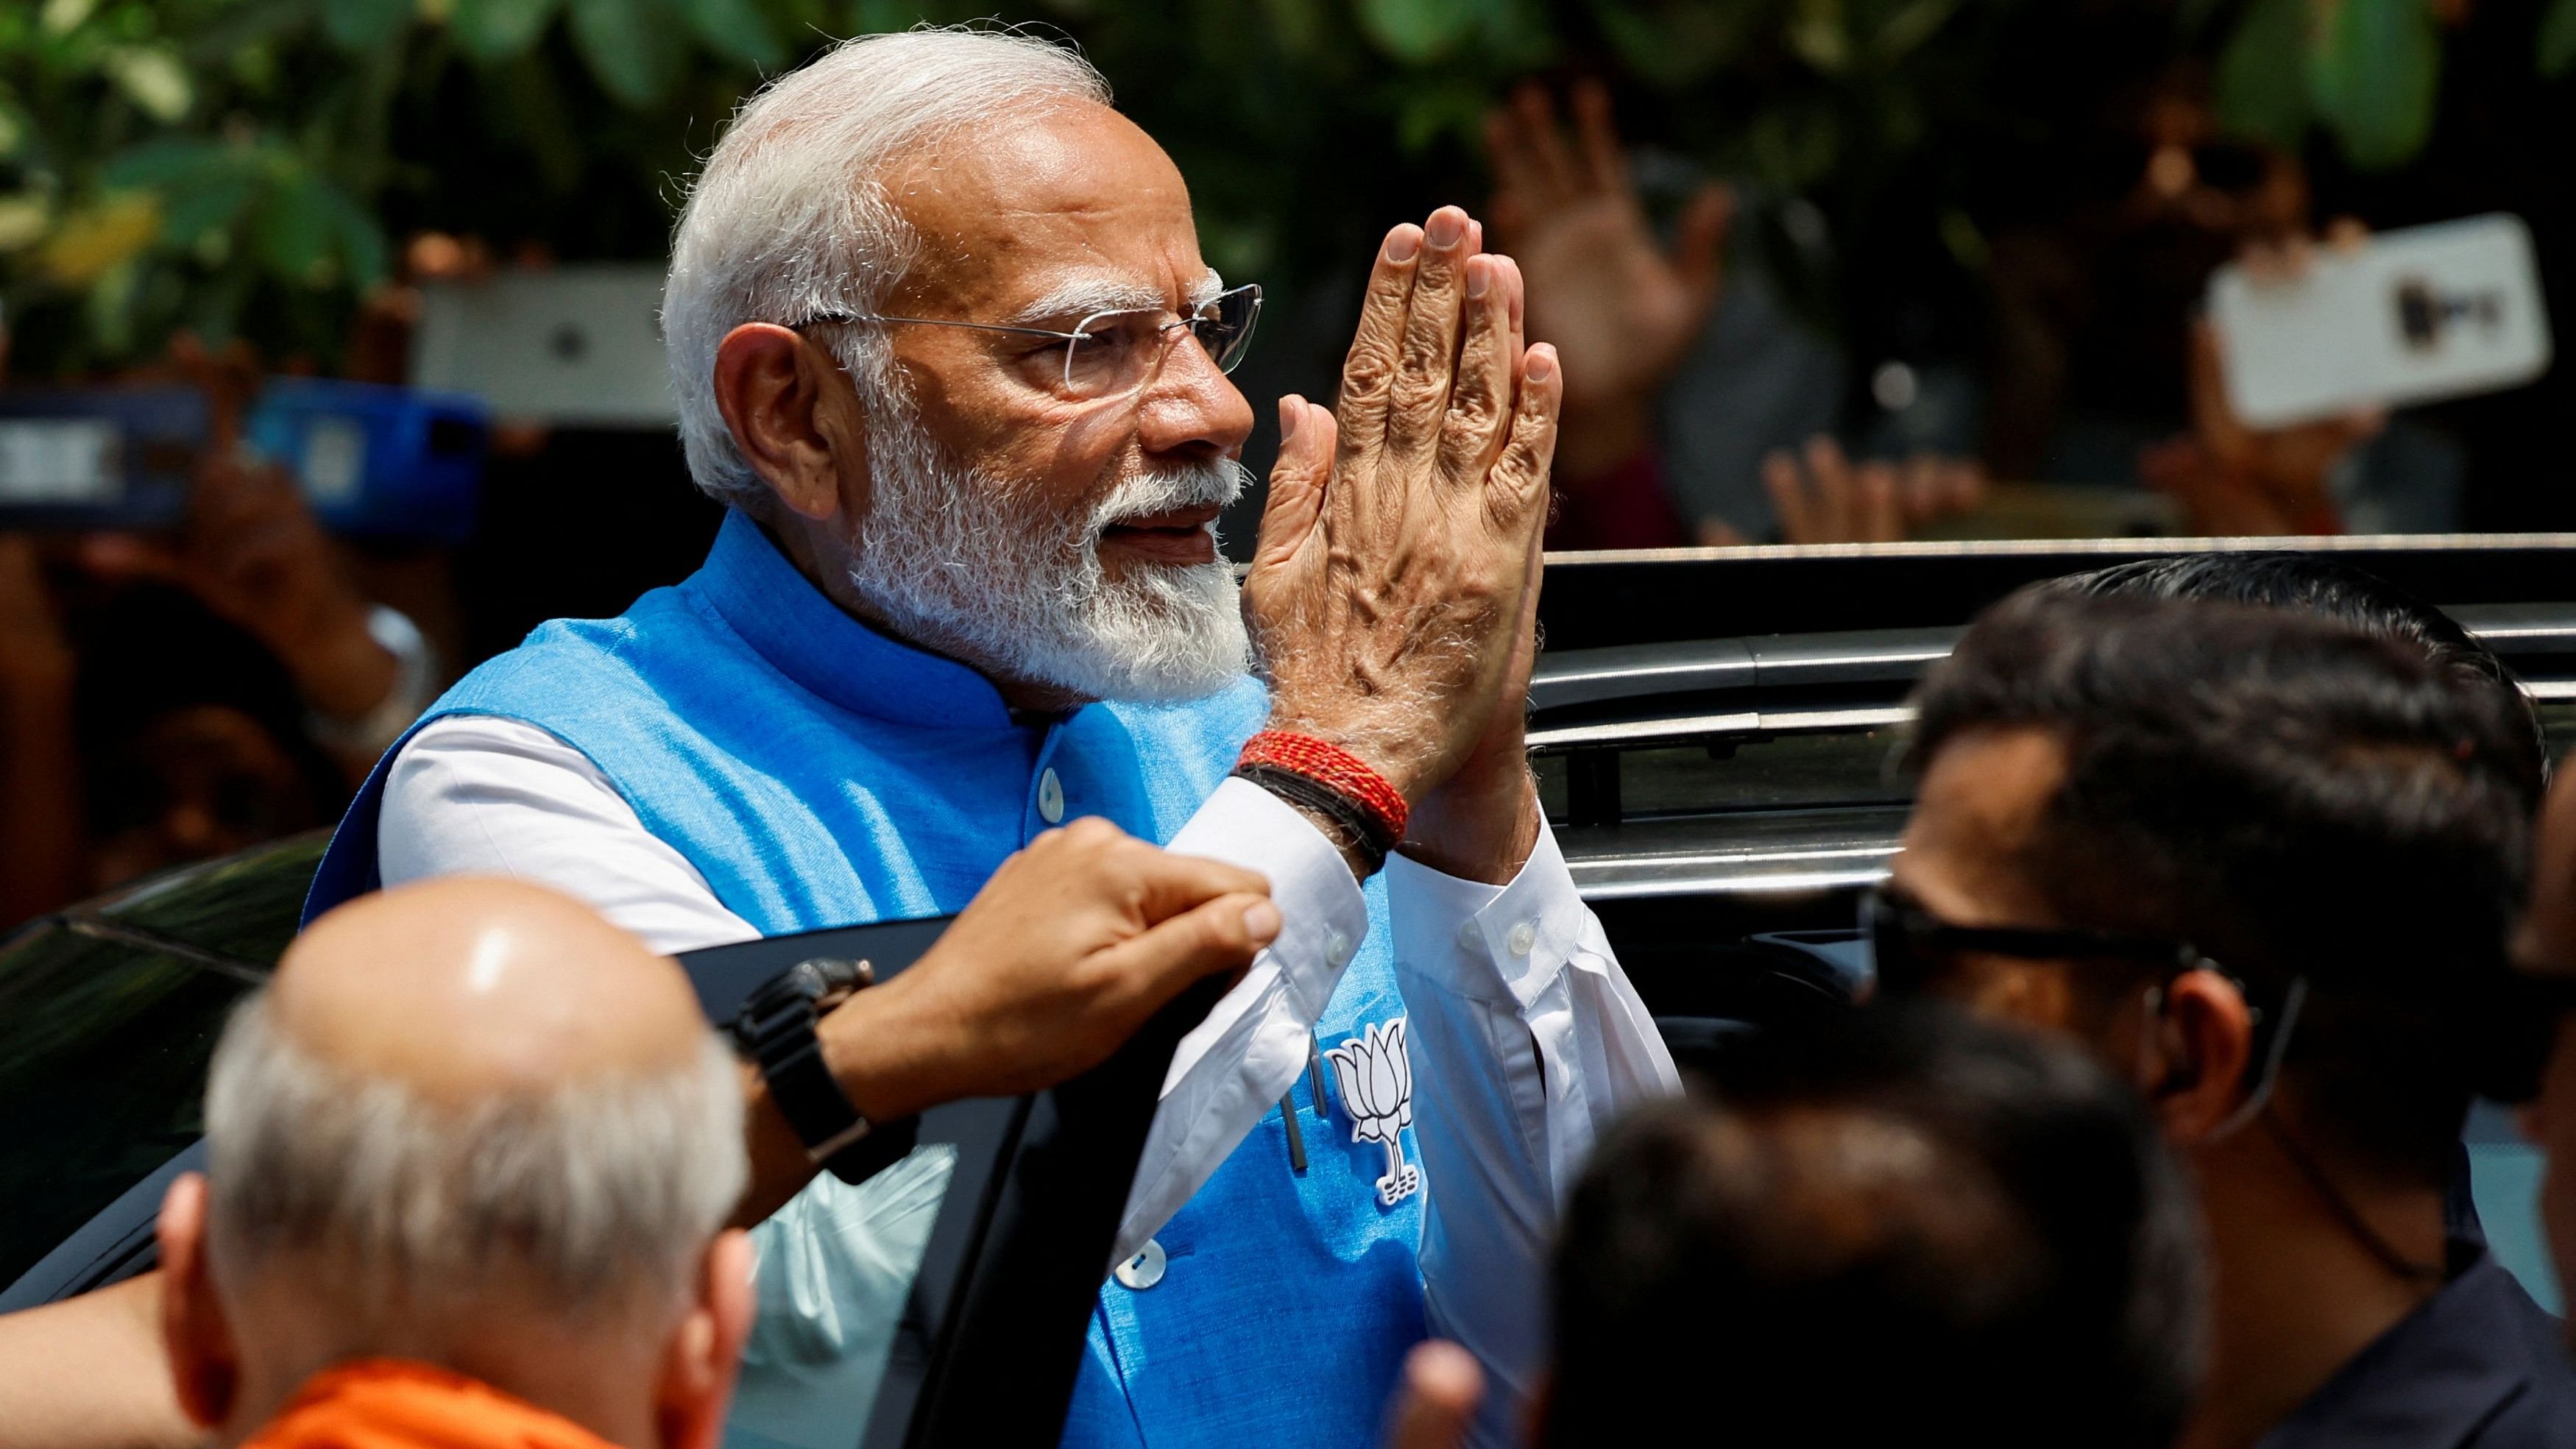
[1325, 929, 1354, 968]
[1507, 921, 1537, 957]
[1036, 768, 1065, 824]
[1456, 919, 1485, 954]
[1114, 1239, 1167, 1291]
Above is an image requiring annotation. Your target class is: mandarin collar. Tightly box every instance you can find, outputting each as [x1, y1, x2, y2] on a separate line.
[690, 509, 1019, 731]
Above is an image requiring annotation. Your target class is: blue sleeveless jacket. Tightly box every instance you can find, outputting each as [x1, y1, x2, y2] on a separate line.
[305, 510, 1427, 1449]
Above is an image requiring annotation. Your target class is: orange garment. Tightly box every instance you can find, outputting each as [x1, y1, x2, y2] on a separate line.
[242, 1359, 622, 1449]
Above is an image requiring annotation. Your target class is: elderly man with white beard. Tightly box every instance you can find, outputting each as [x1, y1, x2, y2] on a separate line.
[292, 28, 1671, 1449]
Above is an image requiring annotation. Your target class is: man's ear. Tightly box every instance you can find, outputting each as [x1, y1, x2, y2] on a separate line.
[710, 324, 868, 523]
[655, 1229, 756, 1449]
[2147, 967, 2257, 1143]
[156, 1172, 240, 1430]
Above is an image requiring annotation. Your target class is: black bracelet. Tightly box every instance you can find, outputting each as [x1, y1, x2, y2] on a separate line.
[1234, 762, 1396, 876]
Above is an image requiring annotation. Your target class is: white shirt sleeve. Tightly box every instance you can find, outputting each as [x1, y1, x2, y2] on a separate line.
[378, 714, 760, 954]
[1114, 776, 1374, 1262]
[1387, 817, 1683, 1449]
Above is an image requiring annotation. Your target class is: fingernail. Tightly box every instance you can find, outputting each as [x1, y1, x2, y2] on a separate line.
[1465, 261, 1491, 299]
[1279, 397, 1302, 442]
[1243, 899, 1283, 944]
[1385, 227, 1421, 263]
[1426, 210, 1465, 248]
[1524, 347, 1555, 383]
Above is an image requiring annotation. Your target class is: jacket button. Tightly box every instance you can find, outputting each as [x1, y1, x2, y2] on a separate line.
[1037, 768, 1065, 823]
[1114, 1239, 1167, 1290]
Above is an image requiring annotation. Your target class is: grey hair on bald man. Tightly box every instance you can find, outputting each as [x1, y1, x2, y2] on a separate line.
[664, 27, 1113, 506]
[201, 991, 745, 1333]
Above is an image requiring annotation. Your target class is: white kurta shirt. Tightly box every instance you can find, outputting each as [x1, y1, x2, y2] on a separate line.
[380, 711, 1680, 1445]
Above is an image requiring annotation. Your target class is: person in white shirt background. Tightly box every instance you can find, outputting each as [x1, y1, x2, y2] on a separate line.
[0, 28, 1676, 1449]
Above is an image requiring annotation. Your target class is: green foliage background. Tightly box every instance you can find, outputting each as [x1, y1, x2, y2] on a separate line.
[0, 0, 2567, 377]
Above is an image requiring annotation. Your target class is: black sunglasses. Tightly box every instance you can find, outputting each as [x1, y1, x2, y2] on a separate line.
[1862, 885, 2209, 998]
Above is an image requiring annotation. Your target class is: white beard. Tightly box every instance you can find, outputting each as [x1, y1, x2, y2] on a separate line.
[842, 403, 1251, 703]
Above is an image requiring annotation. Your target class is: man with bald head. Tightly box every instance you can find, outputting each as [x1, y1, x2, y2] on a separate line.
[158, 876, 755, 1449]
[263, 24, 1672, 1449]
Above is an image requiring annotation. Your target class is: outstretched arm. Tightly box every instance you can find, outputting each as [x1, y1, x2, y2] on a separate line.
[0, 1274, 201, 1449]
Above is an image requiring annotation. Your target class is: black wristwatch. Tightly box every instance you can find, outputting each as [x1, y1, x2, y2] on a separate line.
[731, 956, 918, 1186]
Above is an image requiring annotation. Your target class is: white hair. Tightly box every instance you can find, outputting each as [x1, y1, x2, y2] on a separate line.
[201, 993, 746, 1333]
[663, 28, 1114, 505]
[662, 27, 1250, 701]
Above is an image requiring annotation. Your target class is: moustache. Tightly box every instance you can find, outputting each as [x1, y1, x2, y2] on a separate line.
[1088, 459, 1249, 535]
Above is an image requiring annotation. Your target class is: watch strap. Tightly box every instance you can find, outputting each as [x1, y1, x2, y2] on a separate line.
[736, 976, 918, 1186]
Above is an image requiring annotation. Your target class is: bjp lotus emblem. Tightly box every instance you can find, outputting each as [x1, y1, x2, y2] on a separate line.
[1328, 1018, 1418, 1206]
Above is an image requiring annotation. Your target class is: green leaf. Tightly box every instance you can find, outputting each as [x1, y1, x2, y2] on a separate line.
[1354, 0, 1475, 63]
[1590, 0, 1756, 88]
[452, 0, 563, 60]
[104, 46, 193, 121]
[251, 169, 336, 284]
[156, 167, 261, 243]
[2215, 0, 2309, 149]
[322, 0, 412, 50]
[684, 0, 785, 69]
[569, 0, 681, 107]
[320, 183, 389, 288]
[2542, 0, 2576, 77]
[100, 137, 236, 188]
[849, 0, 920, 34]
[2307, 0, 2438, 169]
[1787, 0, 1850, 74]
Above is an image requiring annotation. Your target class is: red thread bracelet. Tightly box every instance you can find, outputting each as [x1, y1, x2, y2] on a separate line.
[1236, 731, 1409, 842]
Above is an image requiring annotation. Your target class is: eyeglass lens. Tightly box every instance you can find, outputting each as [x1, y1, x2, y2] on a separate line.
[1061, 285, 1262, 398]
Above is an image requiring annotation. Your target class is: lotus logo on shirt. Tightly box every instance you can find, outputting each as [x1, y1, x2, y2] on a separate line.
[1328, 1018, 1418, 1206]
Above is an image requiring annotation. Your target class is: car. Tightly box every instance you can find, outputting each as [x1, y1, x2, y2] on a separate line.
[6, 536, 2574, 1444]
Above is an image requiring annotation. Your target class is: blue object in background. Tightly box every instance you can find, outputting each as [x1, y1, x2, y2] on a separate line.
[247, 379, 487, 544]
[0, 387, 208, 528]
[2467, 1101, 2561, 1314]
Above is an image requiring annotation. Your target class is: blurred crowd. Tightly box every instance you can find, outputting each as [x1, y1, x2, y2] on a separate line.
[0, 20, 2560, 926]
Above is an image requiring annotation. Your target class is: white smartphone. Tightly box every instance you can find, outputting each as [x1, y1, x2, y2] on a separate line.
[2207, 213, 2552, 429]
[409, 263, 674, 428]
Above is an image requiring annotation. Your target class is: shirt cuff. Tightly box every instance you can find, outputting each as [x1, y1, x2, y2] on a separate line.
[1384, 815, 1590, 1013]
[1164, 776, 1370, 1032]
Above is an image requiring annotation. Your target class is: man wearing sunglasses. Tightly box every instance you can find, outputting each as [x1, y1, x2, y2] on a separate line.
[1880, 587, 2573, 1449]
[261, 24, 1667, 1449]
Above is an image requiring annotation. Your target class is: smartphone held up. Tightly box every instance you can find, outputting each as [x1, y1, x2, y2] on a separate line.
[2209, 213, 2553, 430]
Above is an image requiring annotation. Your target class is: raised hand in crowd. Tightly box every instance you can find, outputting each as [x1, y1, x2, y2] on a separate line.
[1485, 81, 1728, 485]
[735, 817, 1278, 1221]
[80, 337, 402, 749]
[2149, 223, 2382, 536]
[1756, 435, 1989, 545]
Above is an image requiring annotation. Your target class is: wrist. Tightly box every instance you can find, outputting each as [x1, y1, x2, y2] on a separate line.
[815, 974, 950, 1123]
[1257, 708, 1440, 804]
[1402, 768, 1541, 885]
[286, 609, 403, 721]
